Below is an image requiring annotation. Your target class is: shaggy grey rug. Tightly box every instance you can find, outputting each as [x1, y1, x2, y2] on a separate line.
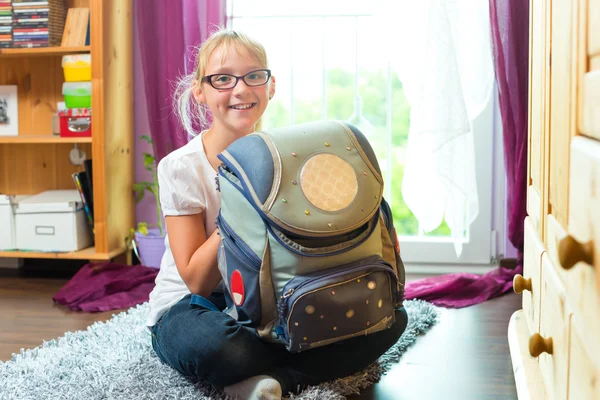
[0, 300, 438, 400]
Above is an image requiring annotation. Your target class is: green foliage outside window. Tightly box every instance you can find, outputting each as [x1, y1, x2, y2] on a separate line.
[263, 68, 451, 237]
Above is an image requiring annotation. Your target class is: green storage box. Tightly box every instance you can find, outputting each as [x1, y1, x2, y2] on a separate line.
[62, 82, 91, 108]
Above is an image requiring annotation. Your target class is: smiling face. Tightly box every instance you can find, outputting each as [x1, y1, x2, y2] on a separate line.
[194, 43, 275, 137]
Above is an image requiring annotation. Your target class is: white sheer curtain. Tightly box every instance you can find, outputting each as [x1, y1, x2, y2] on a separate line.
[376, 0, 494, 256]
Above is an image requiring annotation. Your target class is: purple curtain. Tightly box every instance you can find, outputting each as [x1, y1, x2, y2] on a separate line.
[136, 0, 226, 162]
[489, 0, 529, 267]
[404, 0, 529, 308]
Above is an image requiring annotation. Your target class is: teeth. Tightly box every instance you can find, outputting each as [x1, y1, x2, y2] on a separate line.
[230, 104, 253, 110]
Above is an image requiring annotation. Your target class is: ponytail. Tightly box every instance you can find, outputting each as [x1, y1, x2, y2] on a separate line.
[172, 72, 208, 138]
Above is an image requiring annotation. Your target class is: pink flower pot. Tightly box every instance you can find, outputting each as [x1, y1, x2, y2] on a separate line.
[134, 228, 166, 268]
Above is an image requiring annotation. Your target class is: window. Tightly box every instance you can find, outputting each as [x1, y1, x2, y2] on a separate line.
[228, 1, 503, 268]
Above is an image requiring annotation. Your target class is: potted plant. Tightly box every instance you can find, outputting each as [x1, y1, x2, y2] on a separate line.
[130, 134, 165, 268]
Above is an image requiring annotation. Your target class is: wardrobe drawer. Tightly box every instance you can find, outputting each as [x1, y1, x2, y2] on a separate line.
[521, 216, 544, 333]
[562, 136, 600, 357]
[590, 0, 600, 57]
[581, 71, 600, 141]
[568, 320, 600, 400]
[545, 214, 568, 283]
[527, 185, 543, 235]
[537, 254, 571, 400]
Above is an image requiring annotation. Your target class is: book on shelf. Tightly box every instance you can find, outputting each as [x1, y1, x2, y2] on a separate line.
[12, 23, 47, 29]
[0, 1, 11, 47]
[10, 42, 46, 48]
[12, 0, 50, 47]
[11, 1, 49, 5]
[61, 7, 88, 47]
[83, 158, 93, 201]
[72, 169, 94, 234]
[14, 28, 48, 33]
[82, 158, 94, 220]
[4, 0, 67, 48]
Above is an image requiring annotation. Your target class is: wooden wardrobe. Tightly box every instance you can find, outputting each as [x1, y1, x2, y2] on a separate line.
[509, 0, 600, 398]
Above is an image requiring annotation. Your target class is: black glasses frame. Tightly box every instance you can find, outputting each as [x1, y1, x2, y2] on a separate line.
[201, 69, 272, 90]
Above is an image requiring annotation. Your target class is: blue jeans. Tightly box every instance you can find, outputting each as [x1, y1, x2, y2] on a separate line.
[151, 293, 408, 394]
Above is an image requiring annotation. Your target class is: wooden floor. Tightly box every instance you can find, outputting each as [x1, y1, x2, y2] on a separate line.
[0, 264, 520, 400]
[351, 288, 521, 400]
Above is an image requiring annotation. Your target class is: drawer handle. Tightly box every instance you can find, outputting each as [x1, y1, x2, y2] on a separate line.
[513, 274, 532, 294]
[529, 333, 553, 357]
[558, 235, 594, 270]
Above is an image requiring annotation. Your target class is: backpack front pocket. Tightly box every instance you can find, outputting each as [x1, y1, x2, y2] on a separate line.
[278, 255, 398, 352]
[217, 213, 262, 326]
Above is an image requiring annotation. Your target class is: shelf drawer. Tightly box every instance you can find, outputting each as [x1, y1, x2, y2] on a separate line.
[564, 136, 600, 357]
[523, 216, 545, 334]
[538, 254, 571, 400]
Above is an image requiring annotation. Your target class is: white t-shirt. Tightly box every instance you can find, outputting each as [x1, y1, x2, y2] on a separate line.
[146, 133, 221, 327]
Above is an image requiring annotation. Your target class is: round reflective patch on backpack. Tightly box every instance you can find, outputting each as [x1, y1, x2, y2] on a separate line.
[300, 153, 358, 212]
[231, 270, 245, 306]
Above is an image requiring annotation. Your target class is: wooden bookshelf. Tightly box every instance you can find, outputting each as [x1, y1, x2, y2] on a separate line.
[0, 46, 91, 58]
[0, 246, 126, 260]
[0, 135, 92, 144]
[0, 0, 134, 262]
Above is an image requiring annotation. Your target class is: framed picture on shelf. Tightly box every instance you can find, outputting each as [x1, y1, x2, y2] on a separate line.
[0, 85, 18, 136]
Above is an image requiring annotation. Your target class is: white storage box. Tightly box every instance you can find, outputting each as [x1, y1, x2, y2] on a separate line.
[0, 194, 28, 251]
[15, 190, 92, 252]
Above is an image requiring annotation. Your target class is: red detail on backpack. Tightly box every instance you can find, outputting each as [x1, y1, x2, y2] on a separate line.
[231, 270, 245, 306]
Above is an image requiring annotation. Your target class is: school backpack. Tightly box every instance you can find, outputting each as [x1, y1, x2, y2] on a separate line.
[216, 120, 405, 352]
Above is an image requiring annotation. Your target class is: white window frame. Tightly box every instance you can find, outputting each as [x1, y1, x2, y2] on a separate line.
[399, 91, 505, 271]
[227, 2, 506, 271]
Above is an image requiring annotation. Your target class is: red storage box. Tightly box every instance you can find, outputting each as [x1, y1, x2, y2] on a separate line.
[59, 108, 92, 138]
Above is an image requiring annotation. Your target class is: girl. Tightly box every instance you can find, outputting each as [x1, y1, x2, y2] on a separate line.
[147, 28, 408, 400]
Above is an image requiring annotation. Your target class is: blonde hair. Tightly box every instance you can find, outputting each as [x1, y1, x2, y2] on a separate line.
[173, 28, 270, 137]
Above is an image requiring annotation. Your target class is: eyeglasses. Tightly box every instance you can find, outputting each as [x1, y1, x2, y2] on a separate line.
[201, 69, 272, 90]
